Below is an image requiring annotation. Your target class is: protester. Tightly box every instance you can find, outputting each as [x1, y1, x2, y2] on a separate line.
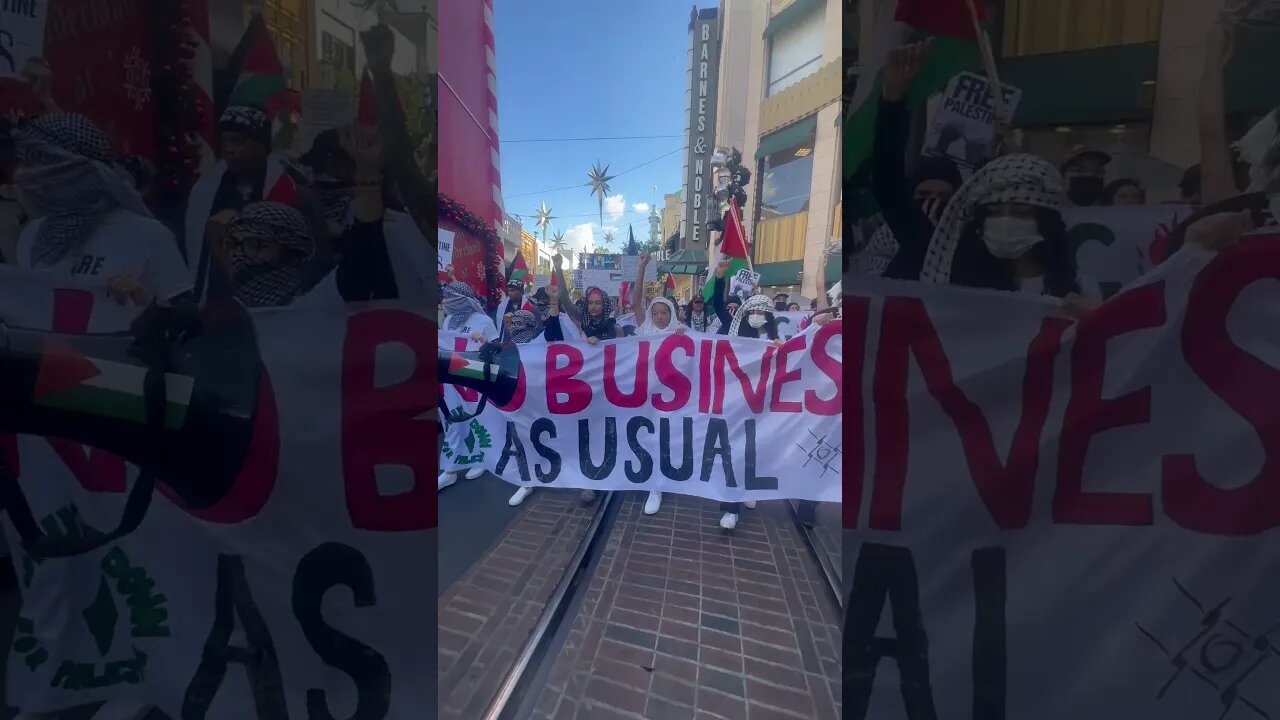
[873, 41, 965, 281]
[917, 153, 1102, 314]
[494, 275, 533, 340]
[1103, 178, 1145, 206]
[577, 285, 619, 343]
[299, 125, 432, 303]
[773, 293, 789, 312]
[8, 113, 190, 304]
[185, 104, 326, 303]
[1060, 146, 1111, 208]
[683, 294, 711, 332]
[439, 280, 500, 492]
[787, 302, 800, 312]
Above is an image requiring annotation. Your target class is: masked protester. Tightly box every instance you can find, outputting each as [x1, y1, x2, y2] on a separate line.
[494, 276, 533, 340]
[439, 281, 500, 492]
[773, 293, 789, 312]
[1060, 146, 1111, 208]
[299, 127, 431, 304]
[185, 105, 327, 303]
[11, 113, 190, 304]
[575, 285, 618, 344]
[918, 154, 1102, 314]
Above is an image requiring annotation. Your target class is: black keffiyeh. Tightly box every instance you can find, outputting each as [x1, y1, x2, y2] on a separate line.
[225, 202, 315, 307]
[575, 287, 613, 338]
[443, 281, 484, 332]
[219, 105, 273, 148]
[13, 113, 148, 267]
[506, 309, 541, 343]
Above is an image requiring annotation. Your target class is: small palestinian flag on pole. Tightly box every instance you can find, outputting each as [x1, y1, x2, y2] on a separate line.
[32, 339, 195, 431]
[507, 251, 532, 289]
[224, 12, 300, 145]
[704, 197, 750, 303]
[664, 273, 677, 299]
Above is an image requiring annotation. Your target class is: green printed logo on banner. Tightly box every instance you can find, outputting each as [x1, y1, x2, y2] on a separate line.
[10, 504, 170, 691]
[442, 416, 493, 466]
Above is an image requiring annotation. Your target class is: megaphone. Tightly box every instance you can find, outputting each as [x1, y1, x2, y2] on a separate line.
[437, 341, 521, 422]
[0, 301, 261, 557]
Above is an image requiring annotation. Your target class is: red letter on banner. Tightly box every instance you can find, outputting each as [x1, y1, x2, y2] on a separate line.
[653, 334, 694, 412]
[341, 310, 435, 531]
[545, 345, 591, 414]
[872, 298, 1066, 531]
[1165, 240, 1280, 535]
[806, 320, 842, 416]
[1054, 283, 1165, 526]
[603, 342, 649, 408]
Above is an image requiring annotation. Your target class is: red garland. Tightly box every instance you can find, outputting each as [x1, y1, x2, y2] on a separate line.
[154, 0, 202, 200]
[439, 192, 504, 307]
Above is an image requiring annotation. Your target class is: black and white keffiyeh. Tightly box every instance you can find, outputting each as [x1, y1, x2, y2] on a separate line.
[687, 306, 709, 332]
[727, 294, 774, 337]
[443, 281, 484, 332]
[575, 287, 613, 337]
[1236, 107, 1280, 193]
[506, 309, 542, 343]
[225, 202, 315, 307]
[920, 154, 1064, 285]
[219, 105, 272, 147]
[13, 113, 150, 267]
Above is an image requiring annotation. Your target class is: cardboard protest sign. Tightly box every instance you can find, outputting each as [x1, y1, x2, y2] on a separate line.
[0, 0, 47, 80]
[729, 268, 760, 298]
[844, 236, 1280, 718]
[925, 71, 1022, 170]
[299, 88, 355, 154]
[439, 326, 842, 502]
[438, 228, 454, 272]
[1064, 204, 1194, 299]
[0, 269, 433, 718]
[620, 255, 658, 283]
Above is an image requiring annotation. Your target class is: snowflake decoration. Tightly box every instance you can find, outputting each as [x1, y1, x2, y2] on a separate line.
[122, 47, 152, 111]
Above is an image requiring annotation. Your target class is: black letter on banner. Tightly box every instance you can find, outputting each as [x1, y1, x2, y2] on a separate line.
[495, 422, 531, 483]
[700, 418, 736, 487]
[293, 542, 391, 720]
[579, 417, 617, 478]
[972, 548, 1007, 719]
[182, 555, 288, 719]
[530, 418, 561, 483]
[743, 419, 778, 491]
[625, 416, 655, 483]
[844, 543, 936, 719]
[660, 417, 694, 481]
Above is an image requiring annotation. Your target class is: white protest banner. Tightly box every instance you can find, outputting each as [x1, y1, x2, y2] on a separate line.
[582, 268, 622, 295]
[925, 71, 1022, 170]
[1064, 204, 1194, 298]
[0, 0, 46, 80]
[844, 236, 1280, 718]
[0, 268, 433, 718]
[438, 227, 454, 271]
[438, 326, 843, 502]
[772, 311, 810, 339]
[620, 255, 658, 283]
[571, 269, 584, 289]
[729, 268, 759, 298]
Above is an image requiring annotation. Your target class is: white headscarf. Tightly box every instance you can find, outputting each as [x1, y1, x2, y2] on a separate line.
[727, 294, 774, 337]
[636, 297, 685, 335]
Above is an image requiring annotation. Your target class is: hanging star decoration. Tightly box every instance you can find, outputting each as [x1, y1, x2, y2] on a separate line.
[550, 230, 568, 257]
[535, 202, 555, 239]
[602, 229, 616, 249]
[587, 160, 616, 226]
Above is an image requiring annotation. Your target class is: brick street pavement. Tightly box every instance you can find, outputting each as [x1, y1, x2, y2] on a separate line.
[437, 489, 597, 719]
[530, 493, 841, 720]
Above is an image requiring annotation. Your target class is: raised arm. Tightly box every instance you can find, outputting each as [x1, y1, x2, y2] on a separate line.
[709, 259, 733, 326]
[631, 253, 651, 316]
[552, 253, 579, 322]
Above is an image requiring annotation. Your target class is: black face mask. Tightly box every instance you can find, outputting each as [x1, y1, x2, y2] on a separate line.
[1067, 176, 1105, 206]
[774, 301, 787, 312]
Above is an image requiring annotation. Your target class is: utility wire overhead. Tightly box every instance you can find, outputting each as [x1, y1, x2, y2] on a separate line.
[503, 147, 683, 199]
[501, 134, 683, 144]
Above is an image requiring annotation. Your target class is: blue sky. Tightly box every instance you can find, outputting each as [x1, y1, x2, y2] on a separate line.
[493, 0, 695, 257]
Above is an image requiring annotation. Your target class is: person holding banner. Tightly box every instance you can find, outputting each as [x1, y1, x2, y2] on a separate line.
[439, 280, 500, 491]
[918, 153, 1103, 312]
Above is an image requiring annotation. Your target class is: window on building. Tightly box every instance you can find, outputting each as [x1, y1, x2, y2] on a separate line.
[1001, 0, 1164, 57]
[253, 0, 308, 88]
[322, 32, 356, 74]
[767, 6, 825, 96]
[753, 125, 816, 264]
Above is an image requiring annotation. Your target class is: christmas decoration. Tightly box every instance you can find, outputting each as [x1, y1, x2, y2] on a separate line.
[587, 160, 615, 226]
[535, 202, 555, 245]
[440, 193, 504, 307]
[151, 0, 203, 202]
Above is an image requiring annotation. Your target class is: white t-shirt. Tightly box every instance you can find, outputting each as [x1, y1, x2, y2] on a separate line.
[445, 311, 498, 341]
[16, 208, 191, 301]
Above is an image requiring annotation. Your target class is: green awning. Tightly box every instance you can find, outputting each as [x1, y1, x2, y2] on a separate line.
[658, 248, 707, 276]
[764, 0, 822, 39]
[755, 115, 818, 160]
[755, 257, 842, 288]
[1001, 43, 1158, 127]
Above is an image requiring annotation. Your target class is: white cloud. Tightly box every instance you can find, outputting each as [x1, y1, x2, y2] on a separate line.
[632, 202, 650, 214]
[563, 223, 596, 256]
[605, 194, 626, 222]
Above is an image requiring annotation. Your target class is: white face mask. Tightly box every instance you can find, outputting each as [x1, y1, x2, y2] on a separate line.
[747, 314, 767, 329]
[983, 216, 1044, 259]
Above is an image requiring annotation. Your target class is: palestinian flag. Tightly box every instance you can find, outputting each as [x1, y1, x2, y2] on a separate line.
[446, 352, 495, 383]
[224, 12, 299, 129]
[33, 340, 195, 431]
[357, 69, 405, 126]
[704, 198, 750, 303]
[507, 252, 531, 288]
[846, 0, 985, 183]
[664, 273, 677, 298]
